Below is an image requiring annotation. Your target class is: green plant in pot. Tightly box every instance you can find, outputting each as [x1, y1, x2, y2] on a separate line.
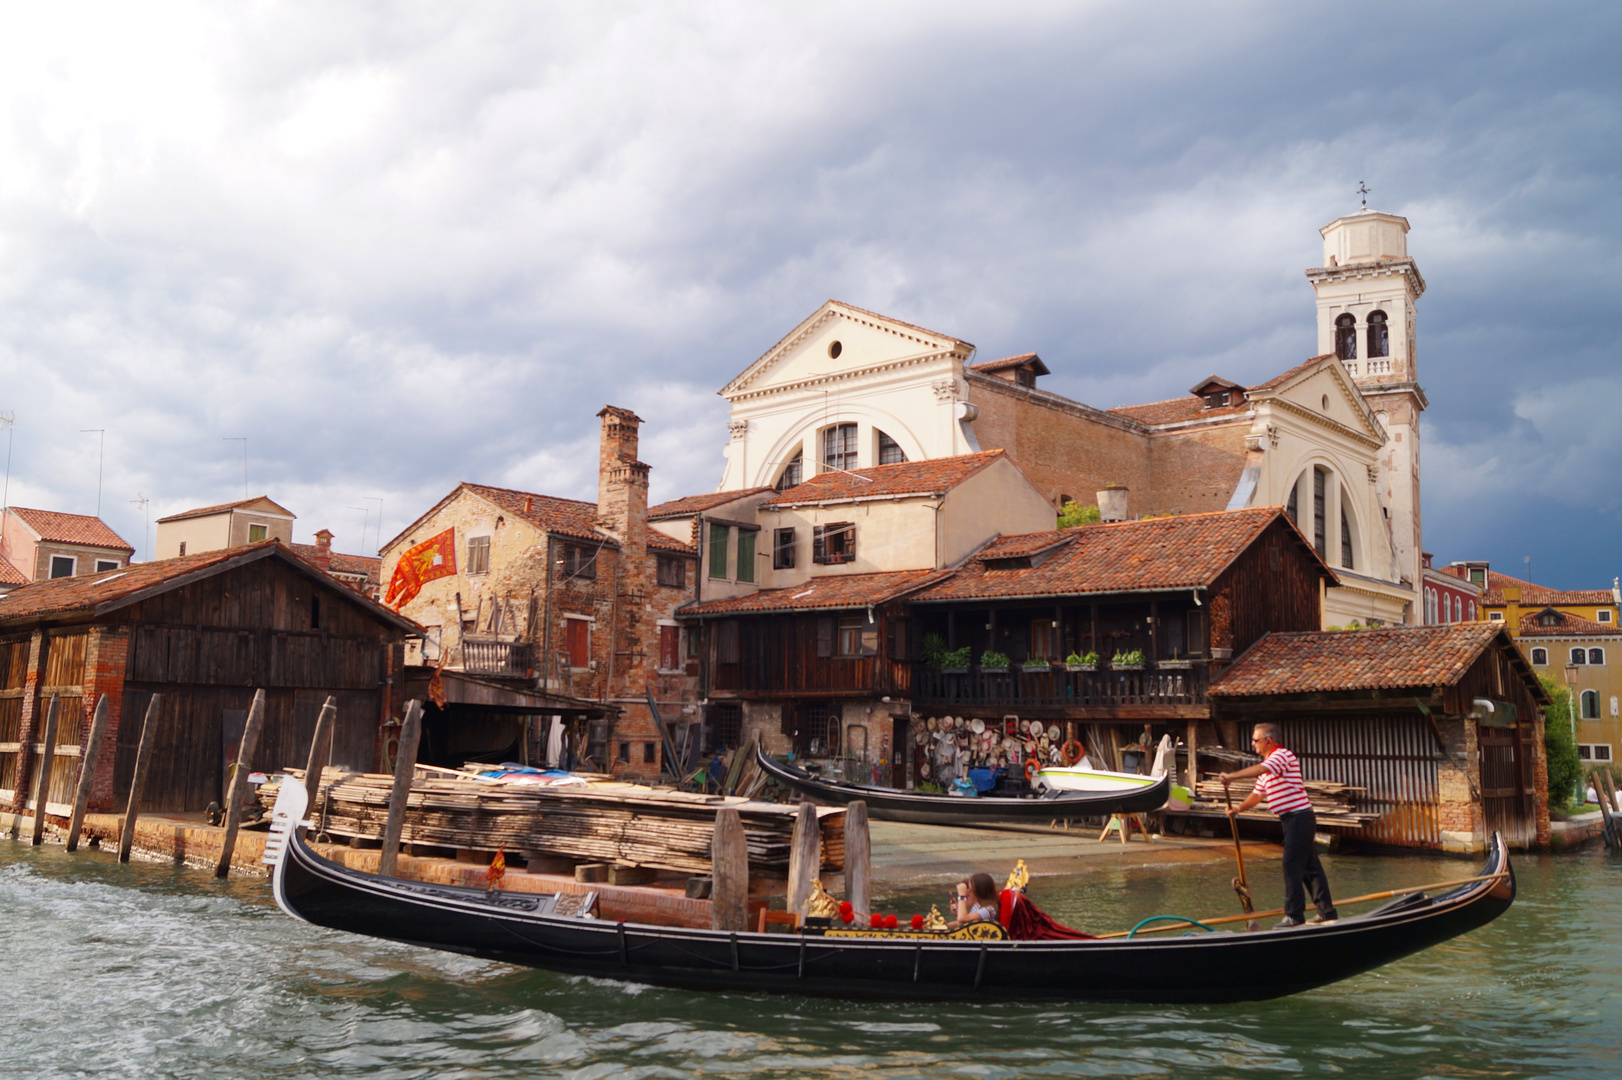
[1111, 649, 1145, 667]
[980, 650, 1011, 671]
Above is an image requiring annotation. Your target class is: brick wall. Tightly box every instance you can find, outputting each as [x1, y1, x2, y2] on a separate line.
[1434, 716, 1484, 853]
[81, 625, 131, 812]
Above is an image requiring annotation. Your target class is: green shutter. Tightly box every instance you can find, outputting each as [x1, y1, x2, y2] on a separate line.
[736, 530, 756, 583]
[708, 523, 730, 579]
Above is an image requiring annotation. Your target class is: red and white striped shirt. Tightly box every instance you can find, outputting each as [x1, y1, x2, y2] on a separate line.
[1255, 747, 1312, 814]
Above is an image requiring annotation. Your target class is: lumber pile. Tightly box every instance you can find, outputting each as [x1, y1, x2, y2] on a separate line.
[262, 767, 844, 876]
[1189, 777, 1383, 829]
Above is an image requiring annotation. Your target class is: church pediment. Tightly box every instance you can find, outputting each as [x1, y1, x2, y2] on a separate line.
[1248, 355, 1385, 445]
[721, 300, 972, 400]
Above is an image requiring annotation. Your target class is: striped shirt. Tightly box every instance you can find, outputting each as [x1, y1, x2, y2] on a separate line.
[1255, 747, 1312, 815]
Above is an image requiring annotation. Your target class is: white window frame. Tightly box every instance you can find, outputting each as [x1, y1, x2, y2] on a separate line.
[49, 554, 76, 579]
[94, 559, 120, 573]
[563, 614, 594, 672]
[1581, 689, 1601, 720]
[1598, 609, 1613, 623]
[1589, 647, 1606, 666]
[247, 521, 271, 543]
[1577, 743, 1612, 762]
[656, 619, 681, 674]
[1488, 612, 1503, 622]
[1530, 647, 1548, 666]
[466, 535, 492, 576]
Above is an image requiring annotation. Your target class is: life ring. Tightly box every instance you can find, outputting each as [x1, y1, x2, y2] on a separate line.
[1025, 758, 1041, 784]
[1061, 740, 1084, 766]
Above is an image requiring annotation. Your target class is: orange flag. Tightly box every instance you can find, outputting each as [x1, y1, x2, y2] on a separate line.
[385, 528, 457, 610]
[485, 847, 507, 891]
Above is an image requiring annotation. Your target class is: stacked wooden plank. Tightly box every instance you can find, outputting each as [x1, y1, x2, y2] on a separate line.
[262, 768, 844, 876]
[1190, 777, 1383, 830]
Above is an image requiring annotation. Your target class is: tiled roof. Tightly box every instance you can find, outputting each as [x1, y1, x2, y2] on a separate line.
[290, 544, 383, 584]
[1209, 624, 1514, 697]
[1516, 609, 1622, 638]
[0, 541, 421, 630]
[762, 451, 1007, 507]
[1107, 396, 1250, 426]
[6, 507, 134, 552]
[911, 508, 1329, 602]
[681, 569, 950, 616]
[648, 488, 774, 520]
[0, 560, 27, 587]
[969, 352, 1050, 376]
[1460, 568, 1617, 607]
[155, 496, 294, 524]
[461, 483, 608, 545]
[1246, 354, 1336, 392]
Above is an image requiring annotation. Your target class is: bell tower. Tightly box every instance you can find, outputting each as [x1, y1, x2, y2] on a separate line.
[1306, 206, 1427, 619]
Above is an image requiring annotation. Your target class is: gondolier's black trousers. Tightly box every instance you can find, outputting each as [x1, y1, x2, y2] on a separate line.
[1279, 809, 1337, 923]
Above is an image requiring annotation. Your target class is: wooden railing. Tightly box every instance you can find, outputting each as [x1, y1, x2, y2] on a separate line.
[912, 663, 1208, 710]
[461, 639, 534, 679]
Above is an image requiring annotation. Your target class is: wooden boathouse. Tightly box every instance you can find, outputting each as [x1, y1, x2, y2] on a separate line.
[0, 541, 419, 819]
[1208, 623, 1550, 852]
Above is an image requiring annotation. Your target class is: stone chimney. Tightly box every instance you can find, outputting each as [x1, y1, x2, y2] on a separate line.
[313, 528, 334, 571]
[1097, 486, 1129, 523]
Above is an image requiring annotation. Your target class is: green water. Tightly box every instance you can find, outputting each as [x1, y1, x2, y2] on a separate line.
[1, 839, 1617, 1079]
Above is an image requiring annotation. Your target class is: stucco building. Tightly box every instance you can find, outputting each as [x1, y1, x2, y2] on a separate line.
[0, 507, 133, 583]
[155, 496, 297, 558]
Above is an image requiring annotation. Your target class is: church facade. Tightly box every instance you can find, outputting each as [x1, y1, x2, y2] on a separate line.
[714, 209, 1427, 628]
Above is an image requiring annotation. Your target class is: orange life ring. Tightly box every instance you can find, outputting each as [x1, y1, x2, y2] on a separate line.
[1025, 758, 1041, 784]
[1061, 739, 1084, 766]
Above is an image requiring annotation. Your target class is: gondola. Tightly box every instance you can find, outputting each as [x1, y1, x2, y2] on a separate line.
[265, 781, 1517, 1003]
[753, 745, 1171, 824]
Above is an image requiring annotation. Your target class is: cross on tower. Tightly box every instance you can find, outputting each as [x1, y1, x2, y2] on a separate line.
[1357, 180, 1370, 208]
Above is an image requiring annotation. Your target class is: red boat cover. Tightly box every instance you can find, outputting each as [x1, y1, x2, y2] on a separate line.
[999, 889, 1096, 940]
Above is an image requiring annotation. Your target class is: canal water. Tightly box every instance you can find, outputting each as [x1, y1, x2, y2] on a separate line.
[1, 840, 1617, 1079]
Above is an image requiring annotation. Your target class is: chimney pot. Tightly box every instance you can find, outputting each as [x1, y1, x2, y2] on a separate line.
[313, 529, 333, 571]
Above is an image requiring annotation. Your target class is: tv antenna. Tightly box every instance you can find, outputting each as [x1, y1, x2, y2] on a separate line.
[81, 429, 105, 516]
[130, 493, 150, 562]
[0, 411, 13, 514]
[362, 495, 384, 553]
[349, 506, 371, 552]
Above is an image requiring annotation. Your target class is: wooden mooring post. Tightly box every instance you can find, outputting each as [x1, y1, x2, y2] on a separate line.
[301, 696, 338, 834]
[710, 806, 748, 931]
[844, 799, 871, 918]
[213, 689, 266, 878]
[786, 801, 820, 917]
[29, 695, 61, 846]
[65, 694, 111, 852]
[119, 694, 162, 863]
[377, 699, 423, 878]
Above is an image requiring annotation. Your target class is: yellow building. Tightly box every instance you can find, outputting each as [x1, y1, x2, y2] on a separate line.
[1443, 565, 1622, 765]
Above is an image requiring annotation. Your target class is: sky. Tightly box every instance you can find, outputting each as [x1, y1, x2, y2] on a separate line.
[0, 2, 1617, 590]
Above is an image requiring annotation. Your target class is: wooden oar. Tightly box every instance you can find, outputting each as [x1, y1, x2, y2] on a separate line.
[1222, 779, 1259, 932]
[1096, 870, 1510, 938]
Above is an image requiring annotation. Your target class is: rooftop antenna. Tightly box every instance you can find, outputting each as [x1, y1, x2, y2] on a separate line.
[1523, 555, 1532, 583]
[1357, 180, 1370, 209]
[130, 493, 149, 563]
[0, 411, 13, 514]
[222, 437, 247, 498]
[348, 506, 371, 551]
[362, 495, 384, 553]
[81, 429, 105, 516]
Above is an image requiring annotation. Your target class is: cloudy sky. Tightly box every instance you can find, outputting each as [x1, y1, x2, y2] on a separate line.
[1, 2, 1617, 588]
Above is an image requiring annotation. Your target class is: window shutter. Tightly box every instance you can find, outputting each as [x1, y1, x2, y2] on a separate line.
[816, 617, 834, 658]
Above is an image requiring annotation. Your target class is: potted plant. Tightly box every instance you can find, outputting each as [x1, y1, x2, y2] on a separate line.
[1110, 649, 1145, 670]
[979, 649, 1011, 673]
[1064, 650, 1100, 672]
[1157, 654, 1193, 670]
[1022, 656, 1052, 672]
[938, 646, 972, 674]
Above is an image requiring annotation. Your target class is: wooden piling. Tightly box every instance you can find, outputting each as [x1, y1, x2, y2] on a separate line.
[710, 806, 748, 931]
[844, 799, 871, 917]
[119, 694, 162, 863]
[29, 695, 61, 846]
[301, 696, 338, 834]
[377, 700, 423, 878]
[213, 689, 266, 878]
[65, 694, 110, 852]
[786, 801, 820, 917]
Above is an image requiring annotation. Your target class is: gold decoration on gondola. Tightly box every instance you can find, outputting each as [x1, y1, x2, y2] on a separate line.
[925, 904, 948, 931]
[804, 878, 842, 920]
[825, 919, 1009, 941]
[1004, 859, 1030, 892]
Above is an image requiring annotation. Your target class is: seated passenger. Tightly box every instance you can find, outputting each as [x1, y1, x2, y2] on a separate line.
[949, 873, 1001, 928]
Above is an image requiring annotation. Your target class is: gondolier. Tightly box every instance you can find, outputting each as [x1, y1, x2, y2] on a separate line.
[1218, 723, 1338, 929]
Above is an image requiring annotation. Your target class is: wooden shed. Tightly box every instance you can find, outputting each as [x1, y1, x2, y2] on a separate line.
[0, 541, 418, 818]
[1208, 624, 1551, 853]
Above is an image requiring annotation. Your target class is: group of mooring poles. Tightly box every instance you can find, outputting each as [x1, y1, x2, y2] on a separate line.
[708, 796, 872, 932]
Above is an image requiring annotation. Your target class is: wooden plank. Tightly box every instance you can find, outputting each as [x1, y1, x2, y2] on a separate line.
[29, 695, 61, 845]
[376, 699, 423, 878]
[301, 696, 338, 829]
[213, 689, 266, 877]
[118, 695, 162, 862]
[1186, 717, 1200, 791]
[844, 799, 871, 918]
[786, 801, 820, 916]
[710, 806, 748, 931]
[65, 694, 110, 852]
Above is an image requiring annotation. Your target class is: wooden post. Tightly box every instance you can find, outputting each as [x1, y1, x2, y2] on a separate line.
[844, 799, 871, 918]
[786, 801, 820, 917]
[29, 695, 61, 846]
[377, 699, 424, 878]
[119, 694, 162, 863]
[213, 689, 266, 878]
[301, 696, 338, 833]
[1186, 717, 1200, 793]
[65, 694, 111, 852]
[710, 806, 748, 931]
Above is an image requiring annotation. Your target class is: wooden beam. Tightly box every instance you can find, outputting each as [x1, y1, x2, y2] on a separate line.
[377, 699, 424, 878]
[214, 689, 266, 877]
[29, 695, 60, 846]
[119, 694, 162, 863]
[844, 799, 871, 917]
[301, 696, 338, 834]
[710, 806, 748, 931]
[65, 694, 110, 852]
[786, 801, 820, 916]
[1186, 716, 1199, 793]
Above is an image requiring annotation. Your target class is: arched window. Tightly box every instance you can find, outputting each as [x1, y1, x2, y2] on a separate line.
[1581, 690, 1600, 720]
[775, 450, 803, 491]
[1312, 467, 1328, 557]
[876, 430, 907, 465]
[822, 424, 858, 472]
[1590, 648, 1606, 665]
[1571, 647, 1587, 665]
[1531, 647, 1548, 666]
[1335, 314, 1357, 360]
[1286, 484, 1298, 524]
[1366, 311, 1389, 358]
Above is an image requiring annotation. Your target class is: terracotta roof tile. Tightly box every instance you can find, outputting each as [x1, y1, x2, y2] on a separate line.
[648, 488, 774, 520]
[290, 544, 383, 584]
[1107, 396, 1250, 425]
[1463, 568, 1616, 607]
[681, 569, 950, 616]
[1209, 624, 1510, 696]
[0, 560, 27, 587]
[154, 496, 294, 524]
[969, 352, 1050, 376]
[1246, 354, 1337, 391]
[911, 508, 1328, 602]
[762, 451, 1006, 507]
[6, 507, 133, 552]
[1516, 609, 1622, 638]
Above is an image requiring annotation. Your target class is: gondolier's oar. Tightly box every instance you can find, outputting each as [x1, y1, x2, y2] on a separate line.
[1222, 779, 1259, 932]
[1097, 870, 1511, 938]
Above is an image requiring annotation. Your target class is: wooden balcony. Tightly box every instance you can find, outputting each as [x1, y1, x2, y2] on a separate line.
[911, 663, 1210, 719]
[461, 638, 534, 679]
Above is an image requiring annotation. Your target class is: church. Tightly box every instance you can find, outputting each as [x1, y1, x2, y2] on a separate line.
[712, 208, 1428, 628]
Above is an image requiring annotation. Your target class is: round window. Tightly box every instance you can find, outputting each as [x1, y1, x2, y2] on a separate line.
[828, 340, 843, 359]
